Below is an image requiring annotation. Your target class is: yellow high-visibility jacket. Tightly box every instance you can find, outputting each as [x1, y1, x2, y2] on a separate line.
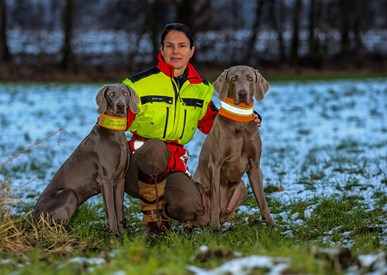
[123, 54, 215, 145]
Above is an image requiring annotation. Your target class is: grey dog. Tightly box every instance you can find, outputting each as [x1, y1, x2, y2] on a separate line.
[32, 84, 138, 234]
[192, 65, 275, 229]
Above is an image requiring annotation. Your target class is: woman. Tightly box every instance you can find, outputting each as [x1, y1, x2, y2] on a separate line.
[123, 23, 260, 235]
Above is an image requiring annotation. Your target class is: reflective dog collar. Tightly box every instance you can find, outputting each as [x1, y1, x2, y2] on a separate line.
[218, 97, 254, 122]
[98, 114, 127, 130]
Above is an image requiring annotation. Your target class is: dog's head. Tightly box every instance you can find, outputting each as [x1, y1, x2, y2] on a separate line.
[213, 65, 270, 105]
[96, 84, 139, 117]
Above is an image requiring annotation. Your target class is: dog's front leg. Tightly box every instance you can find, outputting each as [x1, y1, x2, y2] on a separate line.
[247, 160, 276, 226]
[209, 155, 221, 229]
[114, 177, 125, 234]
[99, 177, 122, 234]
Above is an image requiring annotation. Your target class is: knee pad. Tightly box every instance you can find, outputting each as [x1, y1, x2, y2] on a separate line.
[136, 139, 170, 174]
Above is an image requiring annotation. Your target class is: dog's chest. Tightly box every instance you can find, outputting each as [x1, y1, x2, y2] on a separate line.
[234, 123, 247, 133]
[221, 123, 258, 163]
[220, 141, 254, 178]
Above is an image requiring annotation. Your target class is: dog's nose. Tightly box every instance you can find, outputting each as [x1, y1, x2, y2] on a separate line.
[239, 90, 248, 99]
[117, 102, 125, 111]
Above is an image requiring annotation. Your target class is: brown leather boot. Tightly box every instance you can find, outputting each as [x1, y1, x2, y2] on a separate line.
[139, 172, 168, 236]
[143, 220, 171, 236]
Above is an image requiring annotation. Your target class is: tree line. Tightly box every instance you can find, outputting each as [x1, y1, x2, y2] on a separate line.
[0, 0, 386, 79]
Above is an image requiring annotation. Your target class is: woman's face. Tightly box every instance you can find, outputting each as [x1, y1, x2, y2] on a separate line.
[160, 30, 195, 76]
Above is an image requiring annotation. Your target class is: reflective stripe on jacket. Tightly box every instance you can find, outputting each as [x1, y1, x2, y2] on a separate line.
[123, 54, 214, 145]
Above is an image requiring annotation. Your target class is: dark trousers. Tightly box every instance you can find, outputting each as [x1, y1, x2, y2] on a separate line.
[125, 139, 204, 222]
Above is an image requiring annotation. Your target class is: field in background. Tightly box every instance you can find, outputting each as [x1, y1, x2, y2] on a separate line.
[0, 78, 386, 274]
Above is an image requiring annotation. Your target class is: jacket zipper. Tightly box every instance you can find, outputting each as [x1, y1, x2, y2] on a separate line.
[170, 68, 188, 140]
[179, 110, 187, 139]
[170, 73, 181, 136]
[163, 107, 169, 139]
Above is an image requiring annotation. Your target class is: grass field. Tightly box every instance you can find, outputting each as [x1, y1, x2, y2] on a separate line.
[0, 77, 386, 274]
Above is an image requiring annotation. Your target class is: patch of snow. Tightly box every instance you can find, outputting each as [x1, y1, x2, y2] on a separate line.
[187, 255, 289, 275]
[304, 204, 317, 219]
[57, 257, 106, 270]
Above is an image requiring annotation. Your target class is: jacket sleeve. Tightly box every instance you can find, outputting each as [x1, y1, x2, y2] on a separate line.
[197, 101, 218, 134]
[127, 108, 136, 130]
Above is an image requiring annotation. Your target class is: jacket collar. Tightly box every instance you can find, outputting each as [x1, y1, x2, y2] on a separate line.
[157, 53, 203, 84]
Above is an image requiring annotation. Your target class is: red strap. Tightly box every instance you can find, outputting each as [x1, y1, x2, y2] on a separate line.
[128, 138, 189, 174]
[126, 108, 136, 130]
[166, 144, 189, 173]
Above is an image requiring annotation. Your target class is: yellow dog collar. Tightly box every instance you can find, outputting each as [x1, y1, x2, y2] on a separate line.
[98, 114, 127, 130]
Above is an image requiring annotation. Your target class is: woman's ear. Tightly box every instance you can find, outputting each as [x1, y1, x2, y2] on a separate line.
[189, 46, 195, 59]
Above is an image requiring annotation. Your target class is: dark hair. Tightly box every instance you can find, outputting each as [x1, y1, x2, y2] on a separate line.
[160, 23, 194, 49]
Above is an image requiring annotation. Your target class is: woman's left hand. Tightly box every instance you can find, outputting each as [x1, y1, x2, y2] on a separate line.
[254, 113, 262, 127]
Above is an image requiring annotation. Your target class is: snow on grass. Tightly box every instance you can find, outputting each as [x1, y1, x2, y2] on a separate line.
[0, 78, 386, 275]
[0, 79, 386, 202]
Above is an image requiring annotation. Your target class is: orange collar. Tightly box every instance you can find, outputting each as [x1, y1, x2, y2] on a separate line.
[218, 97, 254, 122]
[98, 114, 127, 130]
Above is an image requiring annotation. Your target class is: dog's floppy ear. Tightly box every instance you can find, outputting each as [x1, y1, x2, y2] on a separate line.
[213, 69, 229, 101]
[253, 69, 270, 101]
[125, 85, 139, 114]
[96, 84, 109, 114]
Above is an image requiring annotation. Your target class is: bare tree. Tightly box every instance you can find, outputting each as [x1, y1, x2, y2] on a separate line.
[245, 0, 265, 66]
[145, 0, 169, 60]
[352, 0, 367, 60]
[0, 0, 10, 63]
[269, 0, 286, 63]
[175, 0, 212, 32]
[176, 0, 194, 26]
[339, 0, 351, 61]
[307, 0, 323, 67]
[290, 0, 302, 66]
[60, 0, 74, 72]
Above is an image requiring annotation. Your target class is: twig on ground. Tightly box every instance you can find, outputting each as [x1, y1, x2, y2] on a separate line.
[0, 128, 64, 169]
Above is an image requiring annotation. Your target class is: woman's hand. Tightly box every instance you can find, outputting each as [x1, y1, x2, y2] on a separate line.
[254, 113, 262, 127]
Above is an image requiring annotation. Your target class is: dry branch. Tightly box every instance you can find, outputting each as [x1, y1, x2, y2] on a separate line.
[0, 128, 64, 169]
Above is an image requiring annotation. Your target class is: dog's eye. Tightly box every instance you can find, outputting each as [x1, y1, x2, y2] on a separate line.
[109, 92, 115, 97]
[123, 91, 129, 97]
[230, 76, 237, 82]
[247, 76, 254, 81]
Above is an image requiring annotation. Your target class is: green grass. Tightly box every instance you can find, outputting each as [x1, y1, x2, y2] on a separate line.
[1, 186, 385, 274]
[1, 144, 386, 274]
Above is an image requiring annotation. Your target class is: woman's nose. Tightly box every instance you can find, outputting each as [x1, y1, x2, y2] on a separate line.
[172, 46, 179, 53]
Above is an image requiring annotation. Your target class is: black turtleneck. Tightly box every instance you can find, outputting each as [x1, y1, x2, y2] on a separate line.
[174, 67, 189, 89]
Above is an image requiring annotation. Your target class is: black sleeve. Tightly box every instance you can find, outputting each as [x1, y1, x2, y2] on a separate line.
[209, 100, 218, 113]
[254, 110, 262, 122]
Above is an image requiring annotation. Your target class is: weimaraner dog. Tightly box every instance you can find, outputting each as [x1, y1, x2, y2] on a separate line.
[32, 84, 138, 234]
[192, 65, 275, 229]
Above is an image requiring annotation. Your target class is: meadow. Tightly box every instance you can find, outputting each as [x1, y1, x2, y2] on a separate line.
[0, 77, 386, 274]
